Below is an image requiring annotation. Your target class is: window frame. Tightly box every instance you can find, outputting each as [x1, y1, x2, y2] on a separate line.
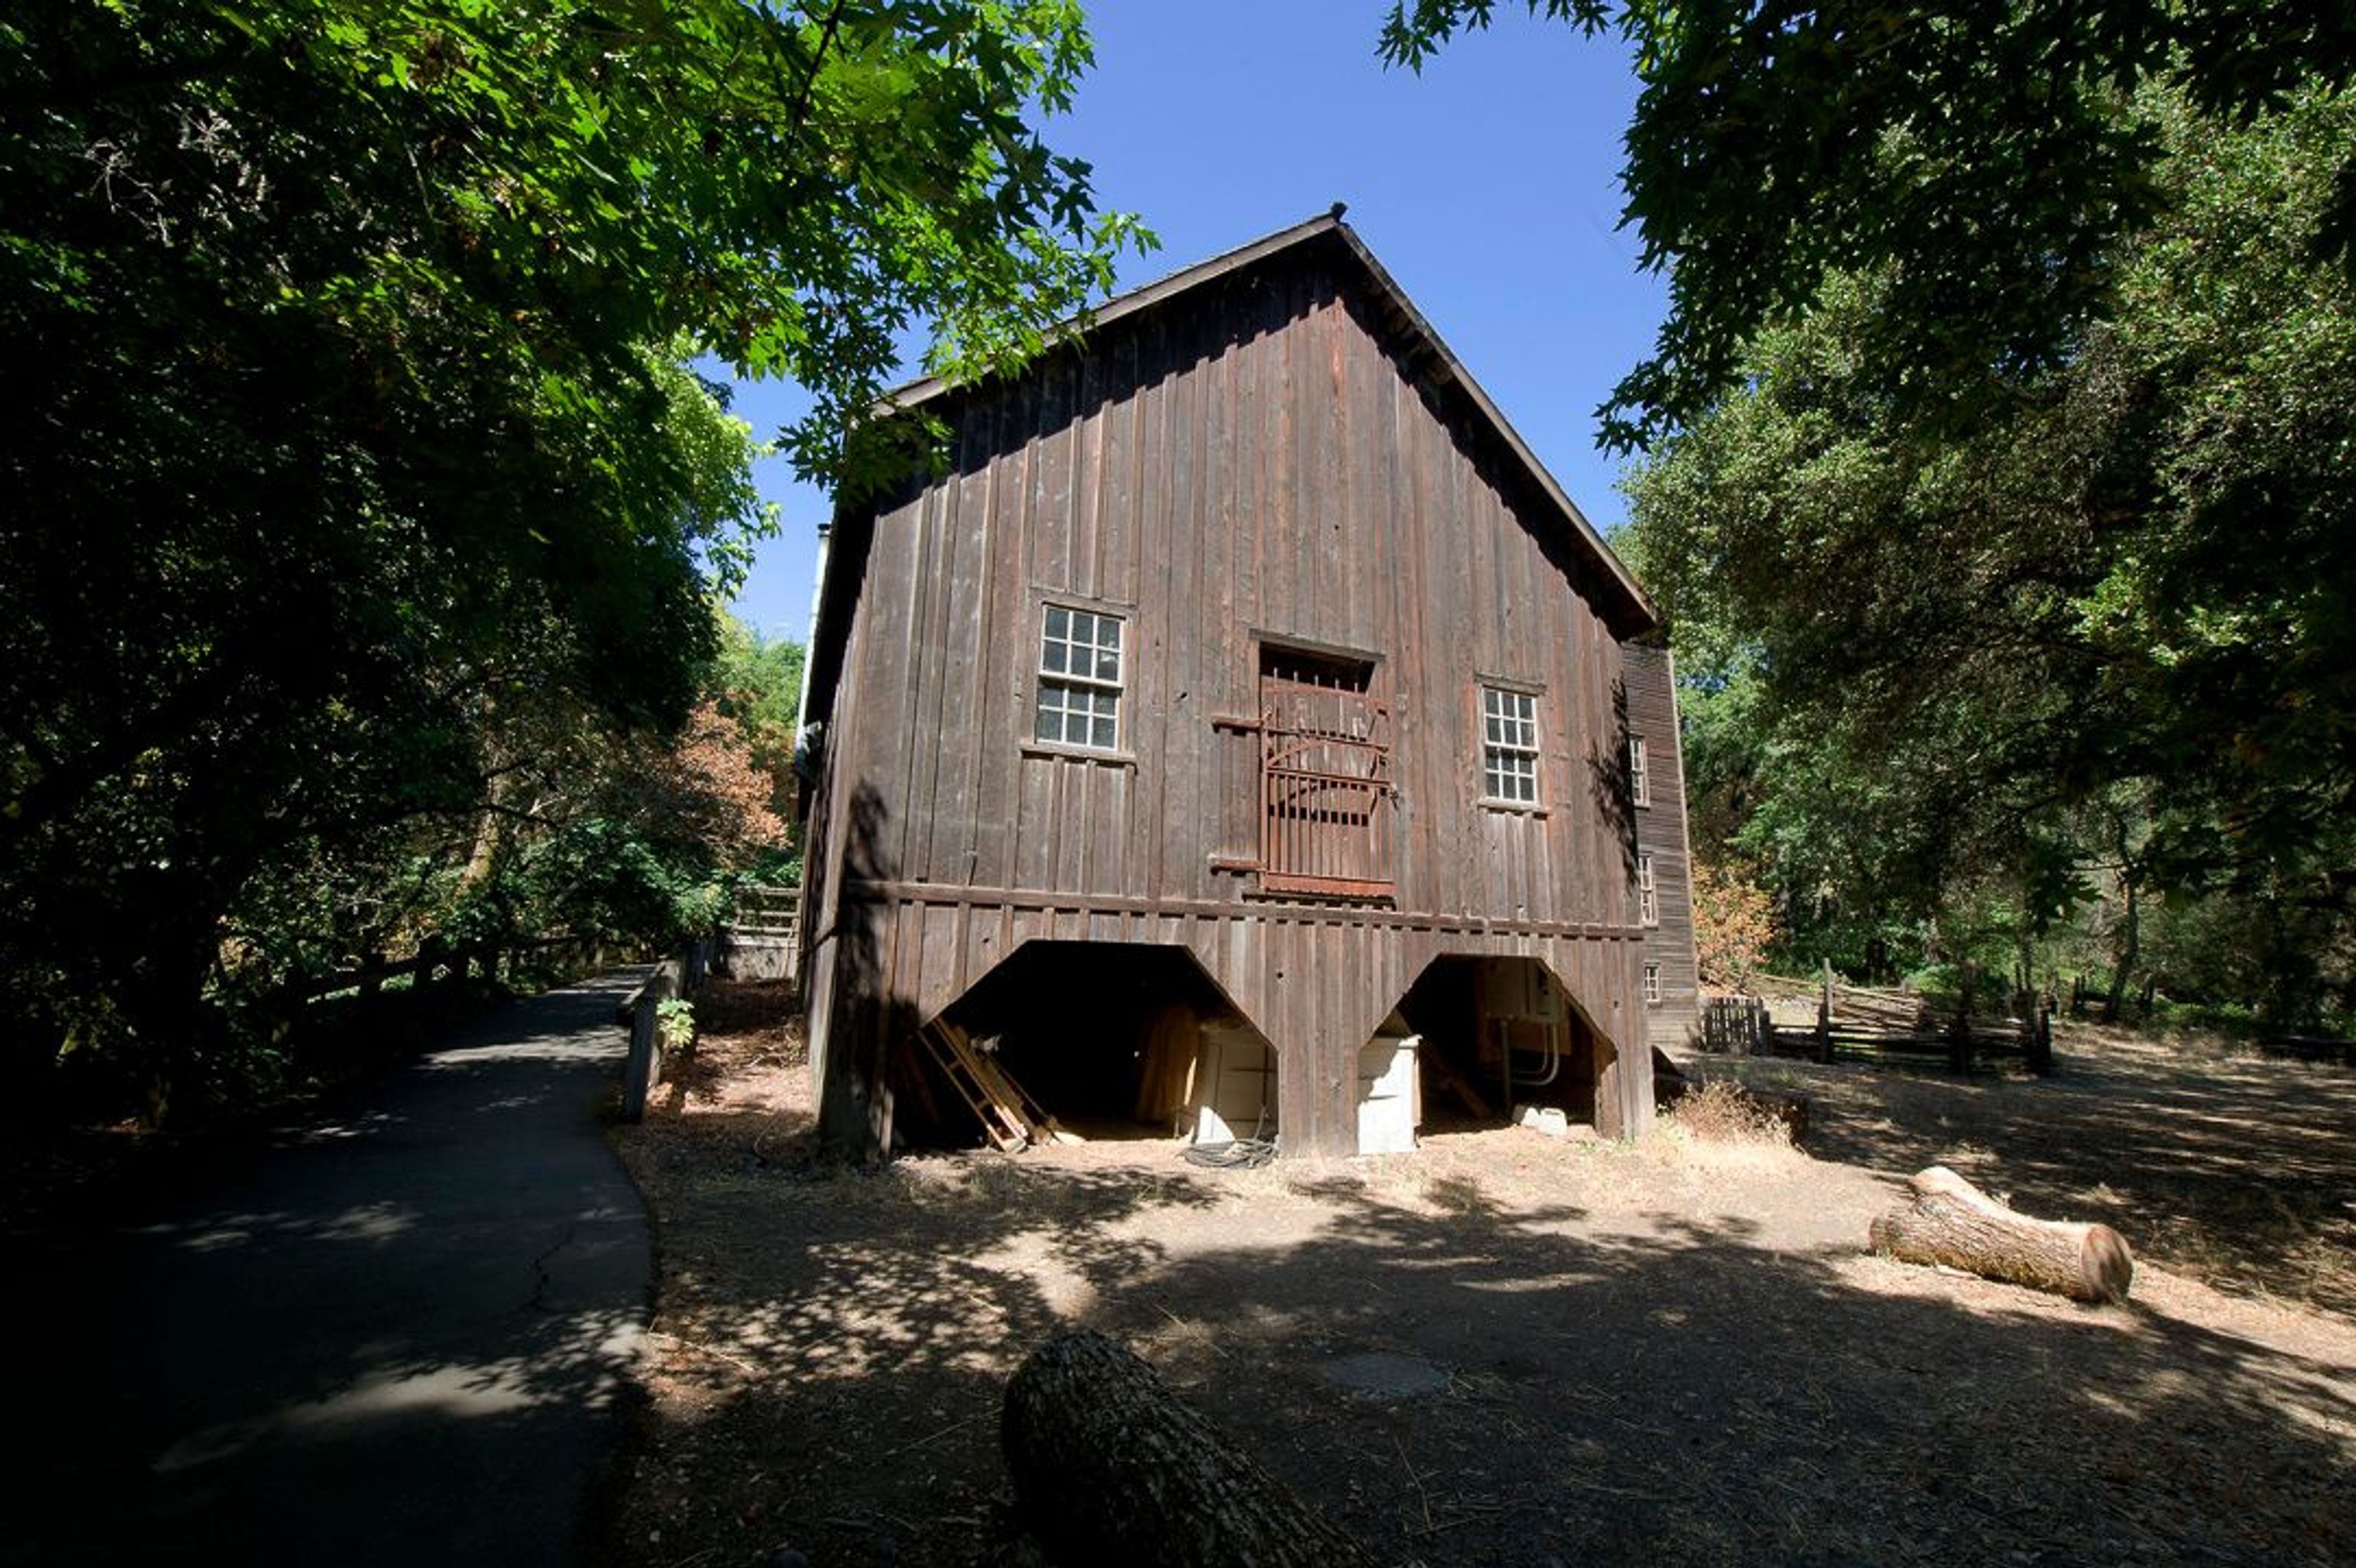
[1644, 961, 1662, 1005]
[1628, 734, 1650, 808]
[1477, 680, 1544, 810]
[1637, 851, 1659, 928]
[1027, 598, 1130, 760]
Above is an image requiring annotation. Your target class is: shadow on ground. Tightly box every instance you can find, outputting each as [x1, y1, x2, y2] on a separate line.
[620, 1079, 2356, 1568]
[9, 974, 652, 1568]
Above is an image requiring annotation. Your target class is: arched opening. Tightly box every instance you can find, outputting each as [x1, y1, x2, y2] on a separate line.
[1396, 956, 1611, 1137]
[891, 942, 1275, 1150]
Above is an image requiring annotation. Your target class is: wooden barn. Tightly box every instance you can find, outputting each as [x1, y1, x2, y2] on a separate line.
[795, 210, 1699, 1159]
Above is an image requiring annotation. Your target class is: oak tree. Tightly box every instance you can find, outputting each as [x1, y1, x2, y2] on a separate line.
[1381, 1, 2356, 446]
[1, 1, 1144, 1107]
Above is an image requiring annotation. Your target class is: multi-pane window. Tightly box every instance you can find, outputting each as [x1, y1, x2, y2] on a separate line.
[1034, 605, 1123, 751]
[1638, 852, 1659, 927]
[1481, 686, 1539, 804]
[1629, 736, 1650, 807]
[1644, 962, 1662, 1005]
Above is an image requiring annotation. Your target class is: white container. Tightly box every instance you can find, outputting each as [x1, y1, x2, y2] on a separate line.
[1357, 1032, 1421, 1155]
[1193, 1023, 1277, 1144]
[1514, 1103, 1569, 1137]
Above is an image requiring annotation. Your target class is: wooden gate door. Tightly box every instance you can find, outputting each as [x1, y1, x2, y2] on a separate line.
[1258, 655, 1395, 899]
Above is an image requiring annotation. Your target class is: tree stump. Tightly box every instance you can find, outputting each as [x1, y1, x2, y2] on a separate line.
[1001, 1329, 1385, 1568]
[1869, 1166, 2133, 1304]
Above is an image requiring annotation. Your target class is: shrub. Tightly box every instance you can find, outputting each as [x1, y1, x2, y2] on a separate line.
[1669, 1078, 1793, 1145]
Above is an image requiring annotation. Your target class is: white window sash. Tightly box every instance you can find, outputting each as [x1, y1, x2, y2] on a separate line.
[1037, 605, 1125, 750]
[1480, 686, 1541, 803]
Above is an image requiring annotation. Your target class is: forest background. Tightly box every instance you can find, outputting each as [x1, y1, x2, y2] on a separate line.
[6, 0, 2351, 1128]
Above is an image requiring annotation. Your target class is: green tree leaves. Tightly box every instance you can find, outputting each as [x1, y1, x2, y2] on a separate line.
[1380, 1, 2356, 448]
[1620, 86, 2356, 1021]
[2, 0, 1144, 1113]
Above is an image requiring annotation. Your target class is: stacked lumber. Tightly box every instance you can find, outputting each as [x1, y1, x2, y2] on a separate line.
[917, 1019, 1072, 1151]
[1830, 986, 1934, 1031]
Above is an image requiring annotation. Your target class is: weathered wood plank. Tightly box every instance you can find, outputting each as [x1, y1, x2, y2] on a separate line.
[807, 234, 1675, 1156]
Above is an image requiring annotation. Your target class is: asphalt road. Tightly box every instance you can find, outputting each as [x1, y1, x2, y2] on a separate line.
[9, 972, 655, 1567]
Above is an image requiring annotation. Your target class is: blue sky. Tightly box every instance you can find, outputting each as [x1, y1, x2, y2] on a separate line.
[723, 3, 1665, 644]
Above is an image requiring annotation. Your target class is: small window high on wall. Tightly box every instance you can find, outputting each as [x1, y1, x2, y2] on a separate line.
[1638, 853, 1658, 926]
[1480, 685, 1540, 805]
[1628, 735, 1650, 807]
[1034, 605, 1123, 751]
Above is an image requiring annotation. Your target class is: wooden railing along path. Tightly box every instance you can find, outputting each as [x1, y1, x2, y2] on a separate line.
[284, 933, 645, 1004]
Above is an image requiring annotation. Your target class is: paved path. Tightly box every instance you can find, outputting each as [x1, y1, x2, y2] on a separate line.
[10, 972, 654, 1567]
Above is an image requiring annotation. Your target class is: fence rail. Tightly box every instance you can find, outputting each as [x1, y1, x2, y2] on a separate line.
[620, 937, 713, 1122]
[1701, 972, 2052, 1075]
[283, 933, 647, 1005]
[718, 883, 803, 984]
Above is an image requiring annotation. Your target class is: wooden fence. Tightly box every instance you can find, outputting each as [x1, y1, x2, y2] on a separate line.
[283, 933, 648, 1006]
[274, 924, 718, 1121]
[717, 883, 803, 985]
[2260, 1034, 2356, 1068]
[1701, 968, 2052, 1075]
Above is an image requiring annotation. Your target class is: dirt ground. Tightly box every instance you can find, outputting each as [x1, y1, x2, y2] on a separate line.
[609, 985, 2356, 1567]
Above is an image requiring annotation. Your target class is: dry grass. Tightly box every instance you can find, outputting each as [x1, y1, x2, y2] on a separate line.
[609, 986, 2356, 1568]
[1662, 1077, 1797, 1147]
[1705, 1020, 2356, 1316]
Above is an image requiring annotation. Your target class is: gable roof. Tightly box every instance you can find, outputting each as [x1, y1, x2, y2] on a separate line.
[805, 213, 1658, 732]
[877, 209, 1656, 632]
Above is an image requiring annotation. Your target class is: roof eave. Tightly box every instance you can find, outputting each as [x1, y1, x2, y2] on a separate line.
[1323, 225, 1658, 635]
[855, 209, 1658, 637]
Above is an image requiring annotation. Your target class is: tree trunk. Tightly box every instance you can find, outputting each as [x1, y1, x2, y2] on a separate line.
[1001, 1329, 1386, 1568]
[2103, 873, 2139, 1024]
[1869, 1166, 2133, 1304]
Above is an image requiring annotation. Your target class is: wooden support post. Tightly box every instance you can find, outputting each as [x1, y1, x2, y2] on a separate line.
[2026, 1005, 2054, 1075]
[1815, 959, 1834, 1063]
[622, 993, 659, 1123]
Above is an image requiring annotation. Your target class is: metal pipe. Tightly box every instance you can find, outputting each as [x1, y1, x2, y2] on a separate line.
[791, 520, 832, 740]
[1506, 1022, 1562, 1087]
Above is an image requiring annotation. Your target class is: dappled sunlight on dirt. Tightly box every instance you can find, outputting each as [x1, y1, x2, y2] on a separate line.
[614, 986, 2356, 1567]
[1705, 1020, 2356, 1316]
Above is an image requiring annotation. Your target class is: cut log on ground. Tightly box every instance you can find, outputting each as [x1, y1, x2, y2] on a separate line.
[1001, 1329, 1385, 1568]
[1869, 1166, 2133, 1304]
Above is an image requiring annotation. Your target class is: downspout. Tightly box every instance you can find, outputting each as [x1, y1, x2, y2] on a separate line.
[791, 520, 833, 992]
[793, 520, 833, 741]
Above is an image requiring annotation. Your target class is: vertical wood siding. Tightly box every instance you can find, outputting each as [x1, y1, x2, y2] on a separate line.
[809, 242, 1665, 1153]
[1624, 645, 1701, 1049]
